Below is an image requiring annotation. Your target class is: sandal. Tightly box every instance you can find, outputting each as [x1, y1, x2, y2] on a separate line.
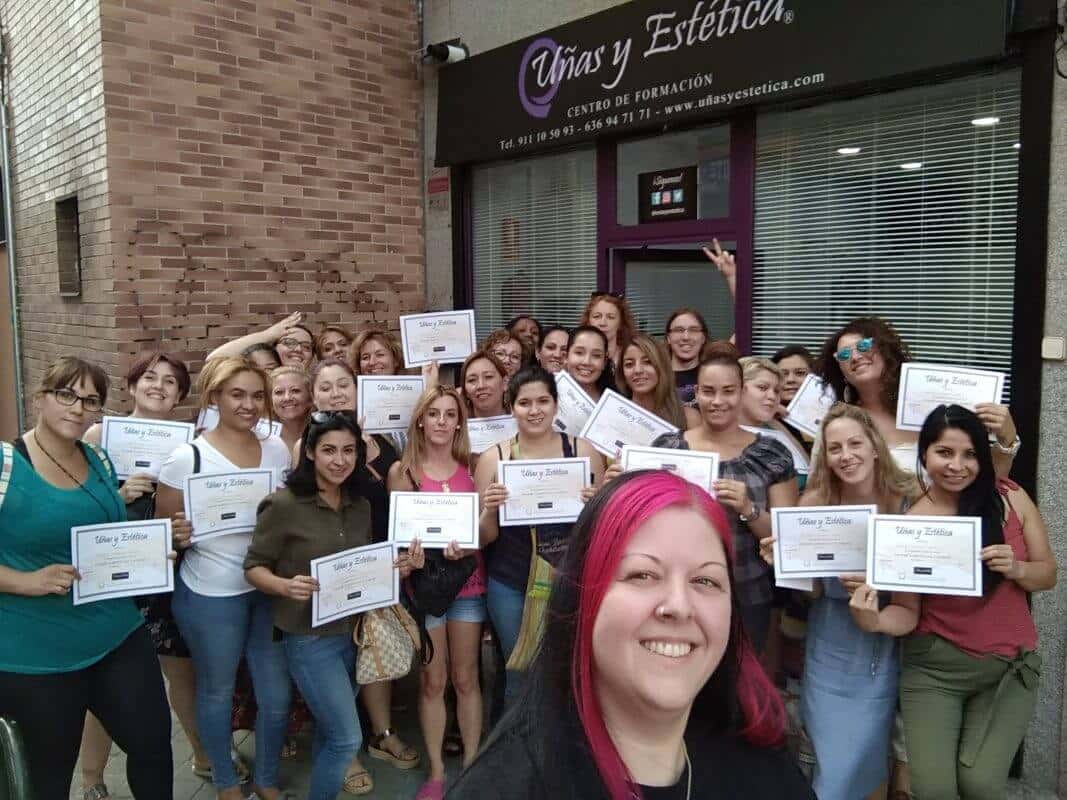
[83, 785, 110, 800]
[415, 778, 445, 800]
[191, 750, 252, 782]
[368, 728, 421, 769]
[342, 762, 374, 796]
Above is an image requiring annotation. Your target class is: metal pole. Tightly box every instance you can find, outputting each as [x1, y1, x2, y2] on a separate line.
[0, 25, 24, 433]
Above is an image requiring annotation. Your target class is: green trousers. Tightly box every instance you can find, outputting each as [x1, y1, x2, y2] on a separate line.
[900, 633, 1040, 800]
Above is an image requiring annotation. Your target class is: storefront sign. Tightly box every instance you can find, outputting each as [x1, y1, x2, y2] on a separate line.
[639, 165, 697, 223]
[435, 0, 1008, 165]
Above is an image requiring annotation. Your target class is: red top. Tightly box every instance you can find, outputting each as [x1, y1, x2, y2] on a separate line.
[418, 464, 486, 599]
[915, 479, 1037, 657]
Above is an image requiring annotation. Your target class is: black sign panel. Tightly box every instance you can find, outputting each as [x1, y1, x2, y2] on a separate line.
[639, 165, 697, 223]
[435, 0, 1008, 165]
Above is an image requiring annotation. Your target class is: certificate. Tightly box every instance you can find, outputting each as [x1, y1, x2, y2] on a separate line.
[399, 310, 477, 367]
[783, 374, 836, 438]
[867, 514, 983, 597]
[579, 390, 679, 457]
[895, 363, 1005, 432]
[310, 542, 400, 627]
[184, 469, 275, 543]
[619, 445, 719, 494]
[772, 505, 876, 579]
[100, 416, 194, 480]
[196, 406, 282, 439]
[70, 519, 174, 605]
[741, 426, 810, 476]
[553, 371, 596, 435]
[467, 415, 518, 455]
[357, 376, 425, 433]
[388, 491, 479, 548]
[498, 457, 590, 526]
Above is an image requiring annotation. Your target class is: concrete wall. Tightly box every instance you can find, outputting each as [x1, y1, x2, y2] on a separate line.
[0, 0, 115, 413]
[99, 0, 423, 412]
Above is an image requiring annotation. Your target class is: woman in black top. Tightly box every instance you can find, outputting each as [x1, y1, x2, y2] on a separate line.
[449, 471, 814, 800]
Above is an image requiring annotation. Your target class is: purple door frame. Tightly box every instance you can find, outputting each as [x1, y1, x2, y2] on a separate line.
[595, 113, 756, 353]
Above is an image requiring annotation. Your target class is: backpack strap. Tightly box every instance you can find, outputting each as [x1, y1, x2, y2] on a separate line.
[0, 442, 14, 511]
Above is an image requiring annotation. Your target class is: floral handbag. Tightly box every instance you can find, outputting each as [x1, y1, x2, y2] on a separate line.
[354, 604, 422, 685]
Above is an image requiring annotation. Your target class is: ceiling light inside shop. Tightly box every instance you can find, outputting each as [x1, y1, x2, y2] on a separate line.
[970, 116, 1001, 127]
[836, 146, 862, 155]
[899, 162, 924, 170]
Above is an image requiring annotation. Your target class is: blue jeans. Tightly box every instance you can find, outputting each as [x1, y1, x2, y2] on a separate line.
[486, 577, 526, 701]
[283, 633, 362, 800]
[172, 576, 291, 790]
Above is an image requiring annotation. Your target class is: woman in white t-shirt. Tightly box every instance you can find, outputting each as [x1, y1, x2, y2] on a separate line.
[156, 357, 292, 800]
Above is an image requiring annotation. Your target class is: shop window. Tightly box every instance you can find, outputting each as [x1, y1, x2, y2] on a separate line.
[752, 70, 1020, 393]
[471, 149, 597, 338]
[616, 125, 730, 226]
[56, 194, 81, 297]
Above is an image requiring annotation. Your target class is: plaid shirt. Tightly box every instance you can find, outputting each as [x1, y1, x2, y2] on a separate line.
[652, 430, 797, 608]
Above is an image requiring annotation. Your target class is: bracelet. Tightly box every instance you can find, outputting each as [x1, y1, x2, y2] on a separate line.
[991, 435, 1021, 457]
[738, 504, 761, 523]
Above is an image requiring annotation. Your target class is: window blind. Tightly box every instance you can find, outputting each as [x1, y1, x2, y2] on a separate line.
[752, 70, 1021, 396]
[470, 149, 597, 340]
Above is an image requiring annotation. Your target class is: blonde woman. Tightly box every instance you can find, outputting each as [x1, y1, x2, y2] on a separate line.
[156, 358, 292, 800]
[270, 366, 312, 454]
[738, 356, 810, 489]
[616, 333, 699, 430]
[761, 404, 919, 800]
[315, 325, 352, 361]
[388, 386, 484, 800]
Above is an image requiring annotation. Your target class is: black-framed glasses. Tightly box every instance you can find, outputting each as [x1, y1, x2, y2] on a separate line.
[279, 337, 314, 351]
[48, 388, 103, 412]
[668, 325, 704, 336]
[835, 337, 874, 362]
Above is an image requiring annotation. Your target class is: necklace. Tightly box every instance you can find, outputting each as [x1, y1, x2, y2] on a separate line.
[683, 741, 691, 800]
[31, 431, 118, 521]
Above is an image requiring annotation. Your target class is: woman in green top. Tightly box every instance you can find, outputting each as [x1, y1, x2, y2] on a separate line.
[0, 357, 176, 799]
[244, 411, 423, 800]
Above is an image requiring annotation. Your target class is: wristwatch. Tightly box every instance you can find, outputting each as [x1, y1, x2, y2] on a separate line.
[739, 503, 761, 523]
[991, 435, 1022, 457]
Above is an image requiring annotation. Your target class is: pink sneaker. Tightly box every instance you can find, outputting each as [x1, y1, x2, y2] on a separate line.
[415, 778, 445, 800]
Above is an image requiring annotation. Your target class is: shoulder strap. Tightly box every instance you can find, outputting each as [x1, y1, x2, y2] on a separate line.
[191, 443, 201, 475]
[509, 436, 522, 460]
[559, 433, 575, 458]
[405, 467, 421, 492]
[996, 477, 1020, 516]
[0, 442, 14, 511]
[83, 442, 116, 483]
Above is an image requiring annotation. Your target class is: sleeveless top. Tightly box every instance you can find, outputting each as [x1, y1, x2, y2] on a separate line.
[914, 479, 1037, 658]
[415, 464, 486, 598]
[488, 433, 578, 591]
[355, 434, 399, 544]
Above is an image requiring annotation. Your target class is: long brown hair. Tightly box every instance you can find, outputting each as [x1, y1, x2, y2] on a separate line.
[616, 334, 687, 429]
[818, 317, 911, 409]
[805, 403, 919, 511]
[580, 293, 637, 351]
[398, 384, 471, 480]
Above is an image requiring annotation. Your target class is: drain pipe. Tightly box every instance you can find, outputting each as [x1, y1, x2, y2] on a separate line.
[0, 25, 24, 433]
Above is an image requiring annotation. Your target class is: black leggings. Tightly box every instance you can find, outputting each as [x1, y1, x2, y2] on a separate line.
[0, 625, 172, 800]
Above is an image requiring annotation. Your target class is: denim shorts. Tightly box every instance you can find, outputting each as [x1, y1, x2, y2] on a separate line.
[425, 595, 488, 630]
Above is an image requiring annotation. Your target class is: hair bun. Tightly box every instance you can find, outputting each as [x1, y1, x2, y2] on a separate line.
[700, 340, 740, 362]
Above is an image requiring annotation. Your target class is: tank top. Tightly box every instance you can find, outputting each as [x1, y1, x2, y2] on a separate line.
[488, 433, 577, 591]
[915, 479, 1038, 658]
[356, 434, 399, 544]
[415, 464, 485, 598]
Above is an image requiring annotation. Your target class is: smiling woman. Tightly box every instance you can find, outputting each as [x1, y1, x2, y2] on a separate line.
[449, 471, 813, 800]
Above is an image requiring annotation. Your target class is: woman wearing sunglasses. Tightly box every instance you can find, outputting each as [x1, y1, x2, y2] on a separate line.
[0, 357, 176, 799]
[243, 411, 386, 800]
[818, 318, 1019, 477]
[157, 357, 293, 800]
[207, 311, 317, 370]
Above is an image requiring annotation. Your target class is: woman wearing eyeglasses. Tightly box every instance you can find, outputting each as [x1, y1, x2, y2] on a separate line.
[616, 333, 699, 430]
[564, 326, 614, 404]
[207, 311, 317, 370]
[156, 358, 293, 800]
[818, 318, 1019, 477]
[580, 292, 636, 370]
[536, 325, 569, 374]
[244, 411, 380, 800]
[665, 307, 710, 407]
[0, 357, 175, 799]
[79, 353, 222, 799]
[482, 329, 526, 379]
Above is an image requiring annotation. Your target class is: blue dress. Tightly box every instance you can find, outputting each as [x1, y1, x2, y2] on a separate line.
[801, 578, 898, 800]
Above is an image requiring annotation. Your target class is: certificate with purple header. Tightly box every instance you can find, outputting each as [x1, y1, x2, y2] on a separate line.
[867, 514, 982, 597]
[895, 363, 1005, 432]
[578, 390, 678, 458]
[310, 542, 399, 627]
[772, 505, 876, 579]
[783, 374, 836, 438]
[399, 310, 477, 367]
[71, 519, 174, 605]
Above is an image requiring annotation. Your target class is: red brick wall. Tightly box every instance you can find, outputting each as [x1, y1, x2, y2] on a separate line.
[100, 0, 423, 409]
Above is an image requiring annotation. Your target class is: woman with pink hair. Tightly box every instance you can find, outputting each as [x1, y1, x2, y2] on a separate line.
[448, 470, 813, 799]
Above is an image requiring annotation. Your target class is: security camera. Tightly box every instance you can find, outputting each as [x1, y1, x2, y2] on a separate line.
[425, 39, 469, 65]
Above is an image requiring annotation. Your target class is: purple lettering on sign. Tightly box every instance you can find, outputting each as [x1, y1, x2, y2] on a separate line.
[518, 37, 560, 118]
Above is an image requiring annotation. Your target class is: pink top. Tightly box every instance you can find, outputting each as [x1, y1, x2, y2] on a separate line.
[418, 464, 486, 598]
[915, 480, 1037, 658]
